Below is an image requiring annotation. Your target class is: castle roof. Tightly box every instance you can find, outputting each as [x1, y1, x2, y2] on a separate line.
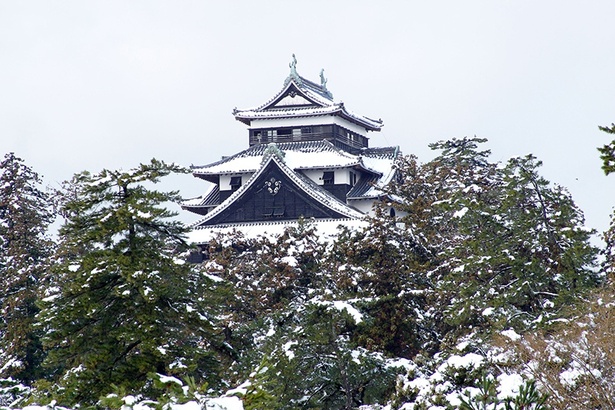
[192, 140, 395, 178]
[233, 56, 383, 132]
[190, 149, 364, 228]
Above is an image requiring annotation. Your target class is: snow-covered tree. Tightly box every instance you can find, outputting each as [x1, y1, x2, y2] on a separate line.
[598, 123, 615, 279]
[598, 123, 615, 176]
[387, 138, 599, 342]
[328, 209, 432, 358]
[37, 159, 221, 406]
[0, 153, 54, 382]
[243, 301, 398, 410]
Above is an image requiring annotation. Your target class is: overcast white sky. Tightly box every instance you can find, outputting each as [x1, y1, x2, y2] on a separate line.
[2, 1, 615, 236]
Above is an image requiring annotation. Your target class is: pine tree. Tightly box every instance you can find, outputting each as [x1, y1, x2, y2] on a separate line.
[438, 154, 599, 336]
[598, 123, 615, 175]
[327, 207, 431, 358]
[244, 302, 397, 410]
[38, 159, 221, 406]
[0, 153, 54, 382]
[388, 138, 599, 341]
[598, 123, 615, 279]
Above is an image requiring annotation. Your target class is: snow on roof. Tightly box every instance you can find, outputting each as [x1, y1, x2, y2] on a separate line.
[191, 141, 399, 202]
[188, 217, 369, 244]
[181, 183, 219, 208]
[357, 146, 400, 198]
[192, 140, 391, 176]
[191, 151, 364, 228]
[233, 71, 383, 131]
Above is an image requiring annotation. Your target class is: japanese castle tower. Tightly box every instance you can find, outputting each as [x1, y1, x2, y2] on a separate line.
[183, 56, 400, 241]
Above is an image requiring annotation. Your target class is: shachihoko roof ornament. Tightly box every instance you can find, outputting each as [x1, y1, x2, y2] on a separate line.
[288, 53, 302, 85]
[261, 143, 286, 165]
[236, 55, 381, 131]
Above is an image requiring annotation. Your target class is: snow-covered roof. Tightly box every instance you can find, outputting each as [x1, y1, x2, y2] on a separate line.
[233, 62, 383, 132]
[351, 146, 400, 198]
[188, 217, 369, 244]
[190, 149, 365, 229]
[192, 140, 391, 177]
[181, 183, 219, 209]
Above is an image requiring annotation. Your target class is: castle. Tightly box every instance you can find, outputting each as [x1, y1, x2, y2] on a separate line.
[183, 56, 400, 245]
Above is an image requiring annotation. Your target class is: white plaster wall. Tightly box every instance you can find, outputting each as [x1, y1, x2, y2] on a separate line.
[348, 199, 376, 214]
[348, 199, 409, 218]
[301, 168, 353, 185]
[219, 173, 253, 190]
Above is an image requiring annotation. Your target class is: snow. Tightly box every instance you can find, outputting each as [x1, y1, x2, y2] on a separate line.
[497, 373, 524, 399]
[157, 374, 182, 385]
[452, 207, 469, 218]
[481, 307, 494, 316]
[500, 329, 522, 341]
[168, 402, 201, 410]
[201, 396, 244, 410]
[225, 380, 251, 397]
[440, 353, 484, 372]
[41, 293, 59, 303]
[283, 341, 297, 360]
[331, 300, 363, 323]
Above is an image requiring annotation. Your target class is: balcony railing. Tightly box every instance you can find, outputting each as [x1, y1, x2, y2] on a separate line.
[249, 132, 367, 150]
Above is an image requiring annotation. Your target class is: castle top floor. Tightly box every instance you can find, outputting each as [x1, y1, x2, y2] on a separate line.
[232, 55, 383, 154]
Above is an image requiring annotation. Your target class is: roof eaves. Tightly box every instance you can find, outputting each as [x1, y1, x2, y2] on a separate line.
[191, 149, 363, 227]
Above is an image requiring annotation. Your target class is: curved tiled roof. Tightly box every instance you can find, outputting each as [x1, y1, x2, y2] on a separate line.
[192, 140, 388, 177]
[181, 184, 220, 209]
[191, 151, 364, 228]
[233, 72, 383, 131]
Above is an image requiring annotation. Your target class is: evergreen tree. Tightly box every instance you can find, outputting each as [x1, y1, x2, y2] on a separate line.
[37, 159, 220, 406]
[598, 123, 615, 279]
[388, 138, 599, 341]
[598, 123, 615, 175]
[328, 209, 431, 358]
[244, 302, 398, 410]
[0, 153, 54, 382]
[204, 219, 331, 386]
[440, 154, 598, 336]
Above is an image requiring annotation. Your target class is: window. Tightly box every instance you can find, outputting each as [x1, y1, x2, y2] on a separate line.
[301, 127, 312, 134]
[349, 171, 357, 186]
[322, 171, 334, 185]
[276, 128, 292, 141]
[230, 176, 242, 191]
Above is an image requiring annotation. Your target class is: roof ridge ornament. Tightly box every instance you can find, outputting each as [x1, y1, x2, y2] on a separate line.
[320, 69, 333, 99]
[320, 69, 327, 89]
[287, 53, 302, 86]
[262, 143, 286, 165]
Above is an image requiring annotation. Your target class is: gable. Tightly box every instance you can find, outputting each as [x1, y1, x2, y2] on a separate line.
[264, 83, 325, 110]
[195, 157, 356, 226]
[272, 92, 313, 108]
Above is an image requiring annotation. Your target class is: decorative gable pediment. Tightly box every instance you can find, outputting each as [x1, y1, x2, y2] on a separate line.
[193, 151, 361, 227]
[264, 82, 326, 110]
[272, 92, 313, 108]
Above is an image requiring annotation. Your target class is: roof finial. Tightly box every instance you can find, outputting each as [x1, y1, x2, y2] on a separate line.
[286, 53, 302, 86]
[319, 68, 328, 90]
[289, 54, 298, 76]
[262, 143, 286, 165]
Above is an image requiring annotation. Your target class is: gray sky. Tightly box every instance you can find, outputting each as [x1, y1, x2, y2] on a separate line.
[2, 1, 615, 237]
